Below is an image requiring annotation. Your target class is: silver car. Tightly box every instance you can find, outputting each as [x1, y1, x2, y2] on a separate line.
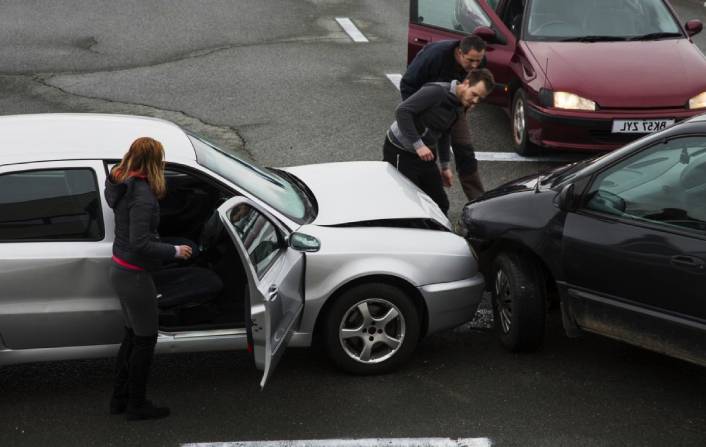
[0, 114, 484, 386]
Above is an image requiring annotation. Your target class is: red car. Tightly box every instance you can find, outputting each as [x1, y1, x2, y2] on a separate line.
[409, 0, 706, 155]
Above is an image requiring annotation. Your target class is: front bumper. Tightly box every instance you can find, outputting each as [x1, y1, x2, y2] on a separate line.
[419, 273, 485, 335]
[526, 104, 703, 151]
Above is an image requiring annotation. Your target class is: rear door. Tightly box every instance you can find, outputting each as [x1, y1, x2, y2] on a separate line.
[218, 196, 304, 387]
[408, 0, 517, 105]
[0, 160, 121, 350]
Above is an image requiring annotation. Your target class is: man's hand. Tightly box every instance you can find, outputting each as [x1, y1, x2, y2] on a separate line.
[175, 245, 193, 260]
[416, 145, 434, 161]
[441, 168, 453, 188]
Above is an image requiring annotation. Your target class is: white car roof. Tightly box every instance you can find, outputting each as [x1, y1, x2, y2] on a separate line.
[0, 114, 196, 166]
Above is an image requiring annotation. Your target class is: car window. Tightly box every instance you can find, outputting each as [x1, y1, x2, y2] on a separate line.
[228, 203, 282, 278]
[0, 168, 103, 241]
[415, 0, 492, 33]
[584, 136, 706, 235]
[526, 0, 681, 41]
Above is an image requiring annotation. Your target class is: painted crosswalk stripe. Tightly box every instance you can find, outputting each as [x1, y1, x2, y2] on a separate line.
[335, 18, 369, 42]
[183, 438, 492, 447]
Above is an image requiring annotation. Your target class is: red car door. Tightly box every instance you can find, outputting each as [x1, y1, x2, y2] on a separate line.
[408, 0, 517, 106]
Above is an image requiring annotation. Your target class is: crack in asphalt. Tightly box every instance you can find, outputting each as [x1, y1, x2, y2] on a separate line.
[3, 73, 252, 161]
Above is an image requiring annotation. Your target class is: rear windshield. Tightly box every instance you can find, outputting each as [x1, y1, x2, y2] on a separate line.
[526, 0, 681, 41]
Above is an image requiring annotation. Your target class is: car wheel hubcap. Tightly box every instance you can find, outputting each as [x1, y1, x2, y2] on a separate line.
[339, 298, 406, 364]
[513, 99, 525, 145]
[495, 269, 512, 334]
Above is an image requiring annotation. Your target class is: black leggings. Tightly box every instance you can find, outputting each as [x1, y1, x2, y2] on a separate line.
[382, 137, 449, 215]
[109, 264, 159, 336]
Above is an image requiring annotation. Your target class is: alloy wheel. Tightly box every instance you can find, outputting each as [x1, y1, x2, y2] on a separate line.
[513, 98, 526, 145]
[338, 298, 406, 364]
[495, 269, 513, 334]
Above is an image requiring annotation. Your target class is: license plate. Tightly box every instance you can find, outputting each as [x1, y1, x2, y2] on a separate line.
[612, 119, 675, 133]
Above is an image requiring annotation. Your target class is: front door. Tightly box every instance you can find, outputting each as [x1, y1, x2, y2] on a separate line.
[218, 197, 304, 387]
[408, 0, 517, 106]
[561, 135, 706, 364]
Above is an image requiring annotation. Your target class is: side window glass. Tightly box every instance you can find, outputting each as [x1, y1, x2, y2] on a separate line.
[229, 203, 282, 278]
[0, 168, 104, 241]
[584, 136, 706, 235]
[416, 0, 491, 33]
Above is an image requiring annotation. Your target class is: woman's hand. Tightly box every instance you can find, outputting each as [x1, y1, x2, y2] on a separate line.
[175, 245, 193, 260]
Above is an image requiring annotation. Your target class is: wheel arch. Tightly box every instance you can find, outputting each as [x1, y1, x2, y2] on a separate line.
[312, 274, 429, 344]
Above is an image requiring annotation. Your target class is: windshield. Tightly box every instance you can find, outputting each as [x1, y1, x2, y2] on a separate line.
[526, 0, 682, 41]
[188, 134, 314, 224]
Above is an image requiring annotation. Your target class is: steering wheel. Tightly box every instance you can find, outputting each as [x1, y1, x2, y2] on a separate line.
[532, 20, 572, 34]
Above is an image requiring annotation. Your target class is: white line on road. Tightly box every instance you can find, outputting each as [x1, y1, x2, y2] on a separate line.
[335, 18, 369, 42]
[183, 438, 492, 447]
[386, 73, 402, 90]
[386, 73, 576, 163]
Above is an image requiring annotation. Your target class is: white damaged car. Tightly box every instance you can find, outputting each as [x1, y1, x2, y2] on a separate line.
[0, 114, 484, 386]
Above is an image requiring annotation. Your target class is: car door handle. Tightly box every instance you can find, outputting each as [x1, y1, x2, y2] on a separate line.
[268, 285, 279, 301]
[413, 37, 429, 44]
[671, 255, 705, 270]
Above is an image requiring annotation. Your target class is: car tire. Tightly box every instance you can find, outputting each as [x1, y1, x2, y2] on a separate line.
[323, 283, 420, 375]
[491, 252, 546, 352]
[512, 89, 540, 156]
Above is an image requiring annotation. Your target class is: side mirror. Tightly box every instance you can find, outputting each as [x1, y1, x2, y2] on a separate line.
[556, 183, 574, 212]
[473, 25, 497, 43]
[685, 20, 703, 37]
[288, 232, 320, 252]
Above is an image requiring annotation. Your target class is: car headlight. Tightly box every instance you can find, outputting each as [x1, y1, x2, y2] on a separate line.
[553, 91, 596, 111]
[688, 92, 706, 109]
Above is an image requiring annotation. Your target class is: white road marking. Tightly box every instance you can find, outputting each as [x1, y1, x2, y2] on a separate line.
[335, 18, 369, 42]
[386, 73, 402, 90]
[386, 73, 578, 164]
[183, 438, 492, 447]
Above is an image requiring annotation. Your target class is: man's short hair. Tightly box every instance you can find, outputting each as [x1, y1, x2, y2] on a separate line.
[465, 68, 495, 93]
[459, 35, 487, 54]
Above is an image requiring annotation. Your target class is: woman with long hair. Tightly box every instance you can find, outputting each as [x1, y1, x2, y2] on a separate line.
[105, 137, 192, 420]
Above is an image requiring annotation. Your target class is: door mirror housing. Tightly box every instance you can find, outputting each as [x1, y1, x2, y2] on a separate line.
[556, 183, 575, 212]
[289, 232, 320, 252]
[473, 25, 499, 43]
[685, 20, 703, 37]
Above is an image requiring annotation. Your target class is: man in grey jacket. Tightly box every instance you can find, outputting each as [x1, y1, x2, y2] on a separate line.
[383, 69, 495, 214]
[400, 35, 489, 201]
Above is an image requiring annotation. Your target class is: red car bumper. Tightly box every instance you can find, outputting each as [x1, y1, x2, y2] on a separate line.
[526, 104, 704, 152]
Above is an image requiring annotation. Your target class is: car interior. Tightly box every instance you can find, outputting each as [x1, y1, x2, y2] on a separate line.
[153, 166, 248, 331]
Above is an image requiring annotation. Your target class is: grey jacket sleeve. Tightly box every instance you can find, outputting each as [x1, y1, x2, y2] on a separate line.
[128, 183, 176, 261]
[395, 84, 443, 150]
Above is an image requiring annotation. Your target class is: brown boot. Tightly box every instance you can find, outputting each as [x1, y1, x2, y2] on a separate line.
[459, 170, 485, 201]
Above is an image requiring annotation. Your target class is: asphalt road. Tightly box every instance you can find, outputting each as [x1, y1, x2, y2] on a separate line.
[1, 1, 706, 446]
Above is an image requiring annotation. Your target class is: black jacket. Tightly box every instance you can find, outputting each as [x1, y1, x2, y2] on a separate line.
[400, 40, 487, 100]
[105, 176, 175, 271]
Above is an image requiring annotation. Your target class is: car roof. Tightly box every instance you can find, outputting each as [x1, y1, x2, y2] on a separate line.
[0, 114, 196, 166]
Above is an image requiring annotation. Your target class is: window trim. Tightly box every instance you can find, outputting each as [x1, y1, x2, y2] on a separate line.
[0, 167, 105, 243]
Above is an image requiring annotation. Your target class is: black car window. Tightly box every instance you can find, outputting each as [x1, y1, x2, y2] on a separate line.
[0, 168, 104, 241]
[228, 203, 282, 279]
[415, 0, 492, 33]
[584, 136, 706, 235]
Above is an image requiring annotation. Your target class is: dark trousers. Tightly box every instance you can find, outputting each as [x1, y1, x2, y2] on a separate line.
[383, 137, 449, 215]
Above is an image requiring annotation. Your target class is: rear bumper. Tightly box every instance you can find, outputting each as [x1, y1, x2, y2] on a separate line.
[419, 273, 485, 335]
[526, 104, 703, 151]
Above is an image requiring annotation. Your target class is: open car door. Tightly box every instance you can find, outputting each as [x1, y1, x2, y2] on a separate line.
[218, 196, 304, 388]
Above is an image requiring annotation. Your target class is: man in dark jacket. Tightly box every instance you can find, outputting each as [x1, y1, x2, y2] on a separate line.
[400, 35, 489, 201]
[383, 69, 495, 214]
